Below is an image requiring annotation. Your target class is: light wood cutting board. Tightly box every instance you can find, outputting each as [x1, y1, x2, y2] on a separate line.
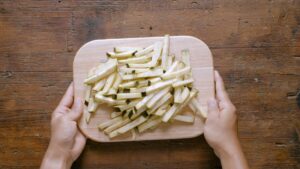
[73, 36, 214, 142]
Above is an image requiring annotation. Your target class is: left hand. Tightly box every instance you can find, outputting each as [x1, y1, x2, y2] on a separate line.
[41, 83, 86, 169]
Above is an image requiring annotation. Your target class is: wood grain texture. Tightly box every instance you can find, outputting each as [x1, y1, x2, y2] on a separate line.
[0, 0, 299, 169]
[73, 36, 214, 142]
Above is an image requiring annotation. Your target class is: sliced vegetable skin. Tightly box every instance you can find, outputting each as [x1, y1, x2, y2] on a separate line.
[114, 47, 142, 53]
[107, 50, 137, 59]
[108, 116, 148, 138]
[161, 35, 170, 70]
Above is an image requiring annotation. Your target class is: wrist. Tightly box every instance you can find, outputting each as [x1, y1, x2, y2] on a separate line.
[41, 144, 72, 169]
[217, 138, 250, 169]
[218, 136, 242, 159]
[216, 134, 240, 158]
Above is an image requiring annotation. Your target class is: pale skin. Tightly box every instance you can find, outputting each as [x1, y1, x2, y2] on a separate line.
[204, 71, 249, 169]
[41, 71, 249, 169]
[40, 83, 86, 169]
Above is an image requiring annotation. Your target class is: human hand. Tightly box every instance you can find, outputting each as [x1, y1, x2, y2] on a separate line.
[204, 71, 238, 157]
[41, 83, 86, 169]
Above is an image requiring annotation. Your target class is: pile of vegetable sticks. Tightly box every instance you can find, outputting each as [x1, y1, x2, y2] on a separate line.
[84, 35, 207, 139]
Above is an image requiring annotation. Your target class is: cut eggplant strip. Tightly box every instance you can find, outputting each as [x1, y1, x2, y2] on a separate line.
[188, 102, 197, 113]
[87, 66, 97, 78]
[135, 92, 156, 110]
[174, 114, 194, 123]
[129, 87, 147, 93]
[167, 53, 175, 69]
[107, 50, 137, 59]
[109, 116, 148, 138]
[121, 69, 163, 80]
[146, 87, 170, 108]
[161, 67, 191, 80]
[138, 116, 161, 133]
[154, 108, 167, 116]
[179, 87, 190, 104]
[114, 47, 143, 53]
[172, 79, 194, 88]
[149, 77, 161, 84]
[131, 106, 147, 119]
[112, 73, 122, 89]
[191, 98, 207, 118]
[154, 104, 170, 116]
[131, 128, 137, 140]
[162, 104, 179, 122]
[87, 97, 98, 113]
[146, 79, 177, 94]
[148, 93, 172, 114]
[127, 60, 159, 68]
[104, 118, 131, 134]
[181, 49, 191, 67]
[174, 87, 182, 103]
[127, 42, 162, 67]
[177, 61, 185, 70]
[122, 109, 132, 118]
[118, 54, 152, 64]
[136, 79, 150, 87]
[136, 69, 163, 78]
[111, 111, 122, 118]
[98, 116, 123, 130]
[135, 44, 154, 57]
[84, 85, 92, 104]
[93, 78, 106, 91]
[116, 93, 142, 100]
[115, 99, 140, 111]
[115, 104, 132, 112]
[95, 94, 117, 105]
[166, 60, 179, 74]
[115, 100, 127, 105]
[161, 35, 170, 70]
[117, 116, 148, 134]
[101, 72, 116, 94]
[84, 59, 117, 84]
[149, 41, 163, 65]
[105, 88, 117, 96]
[170, 89, 198, 119]
[85, 107, 92, 124]
[119, 67, 149, 74]
[119, 81, 137, 89]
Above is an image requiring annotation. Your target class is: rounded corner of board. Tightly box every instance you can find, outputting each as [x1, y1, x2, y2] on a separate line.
[78, 125, 104, 142]
[74, 40, 101, 57]
[182, 36, 212, 53]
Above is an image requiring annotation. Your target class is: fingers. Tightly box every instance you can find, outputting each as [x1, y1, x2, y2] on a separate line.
[58, 82, 74, 108]
[207, 98, 220, 119]
[214, 71, 236, 113]
[67, 97, 83, 121]
[71, 131, 86, 161]
[214, 71, 230, 102]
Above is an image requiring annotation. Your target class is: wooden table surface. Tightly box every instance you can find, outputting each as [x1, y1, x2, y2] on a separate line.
[0, 0, 299, 169]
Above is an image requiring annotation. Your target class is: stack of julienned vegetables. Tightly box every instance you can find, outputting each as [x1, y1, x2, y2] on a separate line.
[83, 35, 207, 139]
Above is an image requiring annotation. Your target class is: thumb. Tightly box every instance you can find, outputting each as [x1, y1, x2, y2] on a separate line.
[68, 97, 83, 121]
[207, 98, 220, 119]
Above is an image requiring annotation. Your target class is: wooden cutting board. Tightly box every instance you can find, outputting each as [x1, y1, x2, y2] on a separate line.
[73, 36, 214, 142]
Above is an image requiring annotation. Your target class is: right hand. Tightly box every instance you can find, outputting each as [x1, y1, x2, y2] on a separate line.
[203, 71, 238, 157]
